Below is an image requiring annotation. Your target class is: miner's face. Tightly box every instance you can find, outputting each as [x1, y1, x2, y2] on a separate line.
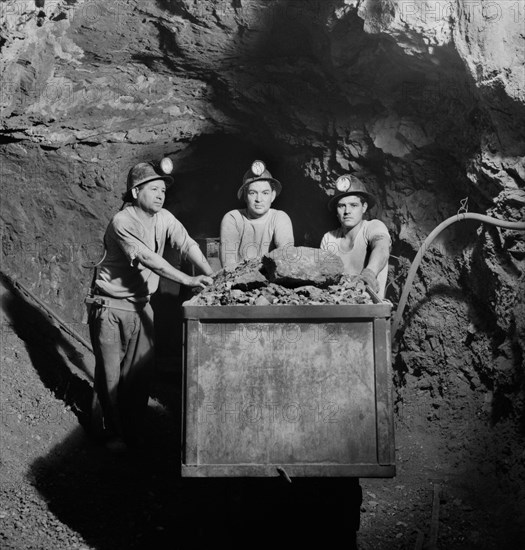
[244, 180, 276, 219]
[134, 179, 166, 214]
[336, 194, 367, 229]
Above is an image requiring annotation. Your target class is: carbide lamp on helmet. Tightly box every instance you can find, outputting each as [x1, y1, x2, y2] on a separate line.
[327, 173, 377, 211]
[159, 157, 173, 175]
[237, 159, 282, 200]
[251, 160, 266, 177]
[335, 175, 351, 193]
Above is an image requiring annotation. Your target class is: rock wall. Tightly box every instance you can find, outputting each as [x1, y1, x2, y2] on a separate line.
[0, 0, 524, 442]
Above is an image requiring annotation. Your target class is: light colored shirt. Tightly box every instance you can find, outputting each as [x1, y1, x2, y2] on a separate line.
[320, 219, 391, 298]
[220, 208, 294, 267]
[96, 206, 198, 299]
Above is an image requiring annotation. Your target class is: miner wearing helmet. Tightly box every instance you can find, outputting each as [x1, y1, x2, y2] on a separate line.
[88, 159, 214, 453]
[321, 174, 391, 298]
[219, 160, 294, 268]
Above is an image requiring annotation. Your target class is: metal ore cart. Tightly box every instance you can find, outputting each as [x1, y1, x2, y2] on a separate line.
[181, 297, 395, 478]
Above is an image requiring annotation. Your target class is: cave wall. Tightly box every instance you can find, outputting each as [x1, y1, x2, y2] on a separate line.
[1, 0, 524, 453]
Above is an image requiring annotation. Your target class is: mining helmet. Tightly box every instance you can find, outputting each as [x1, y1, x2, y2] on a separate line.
[123, 158, 174, 202]
[237, 160, 282, 200]
[327, 174, 376, 211]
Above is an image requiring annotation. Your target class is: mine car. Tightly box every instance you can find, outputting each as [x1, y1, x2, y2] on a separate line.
[180, 243, 396, 480]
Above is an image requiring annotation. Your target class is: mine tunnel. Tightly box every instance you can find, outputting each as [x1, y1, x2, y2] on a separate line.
[0, 1, 524, 549]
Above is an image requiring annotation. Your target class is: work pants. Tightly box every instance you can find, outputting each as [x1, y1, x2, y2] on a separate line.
[89, 303, 155, 443]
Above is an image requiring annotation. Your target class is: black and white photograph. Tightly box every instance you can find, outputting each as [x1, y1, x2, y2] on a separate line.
[0, 1, 524, 549]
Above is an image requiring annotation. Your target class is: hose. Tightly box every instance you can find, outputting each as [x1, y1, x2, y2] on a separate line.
[391, 213, 525, 340]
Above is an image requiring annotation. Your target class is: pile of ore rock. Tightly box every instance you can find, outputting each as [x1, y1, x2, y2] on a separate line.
[185, 246, 375, 306]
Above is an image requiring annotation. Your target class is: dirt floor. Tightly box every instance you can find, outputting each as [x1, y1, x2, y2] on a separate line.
[1, 279, 524, 550]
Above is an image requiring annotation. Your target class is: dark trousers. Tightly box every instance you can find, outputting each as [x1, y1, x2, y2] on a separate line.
[89, 303, 155, 443]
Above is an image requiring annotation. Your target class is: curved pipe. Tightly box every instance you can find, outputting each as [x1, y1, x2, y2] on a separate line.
[391, 213, 525, 340]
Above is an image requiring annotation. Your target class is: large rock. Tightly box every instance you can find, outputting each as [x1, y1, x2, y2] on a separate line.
[215, 258, 268, 291]
[262, 246, 344, 288]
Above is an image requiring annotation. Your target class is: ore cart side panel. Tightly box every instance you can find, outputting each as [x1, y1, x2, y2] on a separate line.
[182, 319, 200, 467]
[182, 305, 395, 478]
[374, 317, 395, 465]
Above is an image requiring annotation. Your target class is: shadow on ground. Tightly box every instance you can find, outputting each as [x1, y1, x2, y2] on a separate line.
[0, 273, 93, 424]
[29, 377, 362, 550]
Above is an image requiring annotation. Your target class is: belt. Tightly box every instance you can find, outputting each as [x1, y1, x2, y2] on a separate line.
[86, 294, 149, 312]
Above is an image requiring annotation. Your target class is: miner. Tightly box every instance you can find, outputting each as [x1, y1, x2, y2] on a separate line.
[87, 159, 214, 453]
[321, 174, 391, 298]
[316, 174, 391, 547]
[220, 160, 294, 268]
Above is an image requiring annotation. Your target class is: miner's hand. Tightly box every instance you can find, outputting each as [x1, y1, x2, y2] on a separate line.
[358, 268, 379, 293]
[189, 275, 213, 289]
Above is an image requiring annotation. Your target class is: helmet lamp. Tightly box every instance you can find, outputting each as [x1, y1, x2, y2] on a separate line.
[335, 176, 351, 192]
[159, 157, 174, 175]
[251, 160, 266, 177]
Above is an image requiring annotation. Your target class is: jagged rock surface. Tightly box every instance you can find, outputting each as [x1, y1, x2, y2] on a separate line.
[0, 1, 522, 313]
[0, 0, 522, 420]
[0, 3, 524, 546]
